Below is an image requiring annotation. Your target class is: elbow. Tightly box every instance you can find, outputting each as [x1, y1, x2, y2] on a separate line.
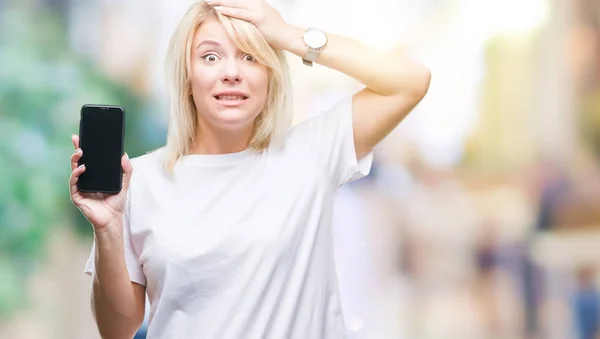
[414, 66, 431, 100]
[91, 297, 144, 339]
[393, 64, 431, 101]
[96, 316, 143, 339]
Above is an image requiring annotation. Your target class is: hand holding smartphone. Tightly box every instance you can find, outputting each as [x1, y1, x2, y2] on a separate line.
[69, 104, 133, 231]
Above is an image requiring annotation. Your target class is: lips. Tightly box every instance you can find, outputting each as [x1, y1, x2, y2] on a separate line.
[213, 91, 248, 101]
[213, 91, 249, 107]
[215, 95, 247, 100]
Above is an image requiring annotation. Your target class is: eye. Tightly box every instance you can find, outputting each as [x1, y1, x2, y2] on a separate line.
[243, 54, 256, 62]
[201, 53, 219, 62]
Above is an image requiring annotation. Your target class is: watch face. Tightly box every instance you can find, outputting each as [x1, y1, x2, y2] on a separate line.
[304, 29, 327, 49]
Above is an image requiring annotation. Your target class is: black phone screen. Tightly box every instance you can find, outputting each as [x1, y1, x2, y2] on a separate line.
[78, 105, 125, 193]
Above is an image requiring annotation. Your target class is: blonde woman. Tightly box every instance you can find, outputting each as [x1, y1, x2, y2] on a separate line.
[69, 1, 430, 338]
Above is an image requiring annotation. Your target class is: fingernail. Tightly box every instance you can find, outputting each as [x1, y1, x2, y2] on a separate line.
[78, 164, 85, 169]
[125, 152, 129, 160]
[214, 6, 224, 11]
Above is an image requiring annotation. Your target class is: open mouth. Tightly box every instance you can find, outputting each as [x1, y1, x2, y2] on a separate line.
[214, 95, 249, 101]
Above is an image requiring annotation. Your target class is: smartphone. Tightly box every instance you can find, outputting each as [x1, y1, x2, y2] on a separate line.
[77, 104, 126, 194]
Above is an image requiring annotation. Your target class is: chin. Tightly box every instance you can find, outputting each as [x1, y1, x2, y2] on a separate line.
[209, 107, 258, 130]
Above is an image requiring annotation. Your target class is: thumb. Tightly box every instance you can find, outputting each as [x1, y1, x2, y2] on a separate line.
[121, 152, 134, 191]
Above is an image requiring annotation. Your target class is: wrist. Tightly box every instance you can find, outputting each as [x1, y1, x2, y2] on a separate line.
[275, 24, 304, 53]
[94, 220, 123, 244]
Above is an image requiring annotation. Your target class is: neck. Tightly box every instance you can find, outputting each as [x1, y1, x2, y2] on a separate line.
[190, 121, 253, 155]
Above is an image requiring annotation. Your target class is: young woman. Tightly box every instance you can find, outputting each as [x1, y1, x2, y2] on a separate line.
[69, 1, 430, 338]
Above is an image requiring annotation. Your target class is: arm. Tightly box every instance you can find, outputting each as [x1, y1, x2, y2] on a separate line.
[69, 134, 144, 337]
[91, 223, 146, 339]
[207, 0, 431, 158]
[278, 26, 431, 158]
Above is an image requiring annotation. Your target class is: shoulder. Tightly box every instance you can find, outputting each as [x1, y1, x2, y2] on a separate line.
[126, 147, 171, 208]
[283, 95, 352, 149]
[129, 147, 166, 183]
[130, 147, 164, 168]
[287, 95, 351, 134]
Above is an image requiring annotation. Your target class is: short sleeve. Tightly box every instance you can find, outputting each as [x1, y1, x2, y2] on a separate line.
[83, 189, 147, 286]
[290, 95, 374, 187]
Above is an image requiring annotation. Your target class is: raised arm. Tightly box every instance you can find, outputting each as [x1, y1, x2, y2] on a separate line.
[207, 0, 431, 157]
[279, 27, 431, 158]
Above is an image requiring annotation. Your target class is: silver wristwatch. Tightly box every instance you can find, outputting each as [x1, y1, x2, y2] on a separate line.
[302, 28, 328, 66]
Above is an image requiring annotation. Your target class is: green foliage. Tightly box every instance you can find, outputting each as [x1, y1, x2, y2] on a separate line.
[0, 6, 163, 318]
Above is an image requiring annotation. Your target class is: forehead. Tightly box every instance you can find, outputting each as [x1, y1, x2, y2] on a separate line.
[193, 18, 234, 46]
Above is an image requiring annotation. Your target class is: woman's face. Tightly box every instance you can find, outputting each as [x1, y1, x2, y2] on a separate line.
[190, 18, 269, 132]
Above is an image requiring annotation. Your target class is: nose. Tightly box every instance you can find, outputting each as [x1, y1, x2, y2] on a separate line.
[221, 59, 242, 84]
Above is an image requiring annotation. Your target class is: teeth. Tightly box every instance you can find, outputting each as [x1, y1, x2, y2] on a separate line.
[216, 95, 245, 100]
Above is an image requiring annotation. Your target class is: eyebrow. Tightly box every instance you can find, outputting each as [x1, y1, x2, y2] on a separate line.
[196, 40, 221, 49]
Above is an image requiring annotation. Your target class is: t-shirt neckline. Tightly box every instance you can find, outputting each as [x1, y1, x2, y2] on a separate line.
[178, 148, 256, 167]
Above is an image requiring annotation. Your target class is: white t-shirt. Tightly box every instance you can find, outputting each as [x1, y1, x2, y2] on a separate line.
[84, 96, 373, 339]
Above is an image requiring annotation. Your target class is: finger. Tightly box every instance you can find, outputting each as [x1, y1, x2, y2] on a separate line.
[213, 6, 254, 21]
[69, 164, 86, 196]
[206, 0, 243, 9]
[121, 153, 134, 192]
[72, 134, 80, 149]
[71, 148, 82, 171]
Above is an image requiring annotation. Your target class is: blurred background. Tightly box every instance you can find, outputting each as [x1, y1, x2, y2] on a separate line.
[1, 0, 600, 338]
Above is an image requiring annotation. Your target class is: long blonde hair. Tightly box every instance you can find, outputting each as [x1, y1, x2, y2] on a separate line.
[161, 1, 292, 171]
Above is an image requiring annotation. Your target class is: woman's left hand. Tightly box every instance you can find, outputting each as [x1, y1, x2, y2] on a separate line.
[206, 0, 293, 50]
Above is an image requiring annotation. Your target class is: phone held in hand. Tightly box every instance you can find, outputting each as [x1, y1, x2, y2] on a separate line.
[77, 104, 126, 194]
